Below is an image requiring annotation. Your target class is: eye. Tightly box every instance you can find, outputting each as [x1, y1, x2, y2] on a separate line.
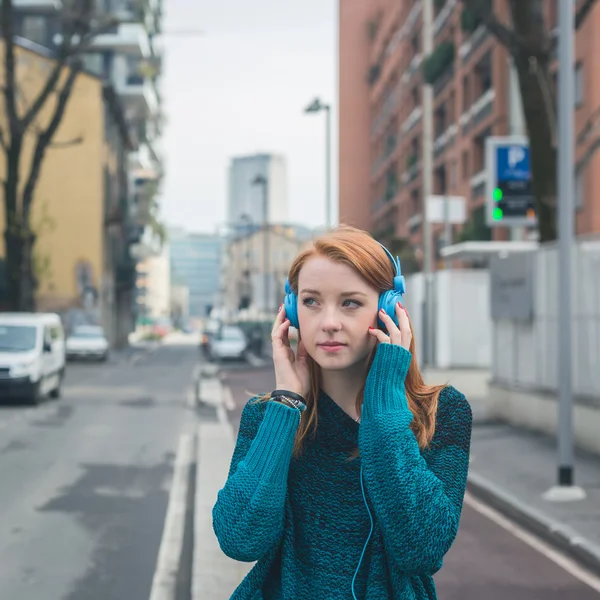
[302, 298, 317, 307]
[343, 299, 363, 308]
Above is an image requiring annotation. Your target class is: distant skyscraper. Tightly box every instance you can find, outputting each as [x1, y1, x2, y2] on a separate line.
[168, 229, 223, 318]
[228, 153, 288, 228]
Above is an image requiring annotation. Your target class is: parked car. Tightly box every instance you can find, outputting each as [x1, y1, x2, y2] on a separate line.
[209, 325, 248, 361]
[66, 325, 109, 362]
[200, 319, 221, 358]
[0, 312, 66, 403]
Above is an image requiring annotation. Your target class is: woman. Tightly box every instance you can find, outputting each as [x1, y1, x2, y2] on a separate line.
[213, 226, 472, 599]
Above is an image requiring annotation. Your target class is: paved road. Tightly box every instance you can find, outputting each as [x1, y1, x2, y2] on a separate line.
[0, 343, 201, 600]
[222, 365, 600, 599]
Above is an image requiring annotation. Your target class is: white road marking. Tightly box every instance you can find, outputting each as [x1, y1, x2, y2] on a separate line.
[149, 432, 196, 600]
[222, 384, 236, 412]
[464, 492, 600, 593]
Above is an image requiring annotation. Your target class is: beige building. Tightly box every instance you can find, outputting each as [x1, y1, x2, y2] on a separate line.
[222, 225, 312, 318]
[0, 41, 134, 343]
[136, 246, 171, 320]
[339, 0, 600, 267]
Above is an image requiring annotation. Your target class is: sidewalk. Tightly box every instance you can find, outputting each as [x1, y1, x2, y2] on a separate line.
[424, 368, 600, 575]
[190, 366, 600, 600]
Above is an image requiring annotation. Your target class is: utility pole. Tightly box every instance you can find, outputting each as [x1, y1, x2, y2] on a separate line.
[422, 0, 435, 365]
[543, 0, 585, 503]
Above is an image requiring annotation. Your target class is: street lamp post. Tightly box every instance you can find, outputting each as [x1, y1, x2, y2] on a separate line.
[542, 0, 586, 503]
[252, 175, 270, 314]
[304, 97, 332, 229]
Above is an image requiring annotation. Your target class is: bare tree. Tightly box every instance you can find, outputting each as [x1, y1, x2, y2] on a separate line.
[460, 0, 599, 242]
[0, 0, 116, 311]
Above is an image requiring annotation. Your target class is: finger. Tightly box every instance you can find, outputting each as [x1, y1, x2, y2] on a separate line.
[368, 327, 390, 344]
[396, 302, 412, 349]
[271, 305, 286, 336]
[272, 318, 291, 344]
[379, 308, 401, 340]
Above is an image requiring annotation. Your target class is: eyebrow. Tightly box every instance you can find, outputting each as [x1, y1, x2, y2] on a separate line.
[299, 289, 368, 298]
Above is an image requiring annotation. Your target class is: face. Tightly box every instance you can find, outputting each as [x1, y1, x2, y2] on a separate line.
[297, 256, 379, 371]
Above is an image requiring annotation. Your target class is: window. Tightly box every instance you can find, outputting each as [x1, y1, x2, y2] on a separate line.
[462, 150, 470, 180]
[575, 62, 583, 107]
[22, 16, 47, 46]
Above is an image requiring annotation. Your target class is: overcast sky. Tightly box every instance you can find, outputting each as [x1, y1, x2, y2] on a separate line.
[160, 0, 338, 234]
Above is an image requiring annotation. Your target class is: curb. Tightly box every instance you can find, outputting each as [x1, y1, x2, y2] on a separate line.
[467, 470, 600, 576]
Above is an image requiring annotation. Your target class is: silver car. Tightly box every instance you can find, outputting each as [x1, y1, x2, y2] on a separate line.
[209, 325, 248, 361]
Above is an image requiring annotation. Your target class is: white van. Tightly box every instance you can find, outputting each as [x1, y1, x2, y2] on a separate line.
[0, 312, 66, 403]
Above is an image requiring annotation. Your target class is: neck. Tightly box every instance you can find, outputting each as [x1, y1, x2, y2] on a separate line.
[320, 357, 370, 417]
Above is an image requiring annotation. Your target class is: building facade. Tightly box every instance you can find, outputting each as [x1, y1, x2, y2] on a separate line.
[222, 224, 313, 318]
[339, 0, 600, 266]
[227, 154, 288, 229]
[135, 246, 171, 321]
[0, 1, 164, 345]
[168, 229, 222, 319]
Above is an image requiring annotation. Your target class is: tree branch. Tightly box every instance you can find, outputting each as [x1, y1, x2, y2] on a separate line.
[0, 127, 7, 152]
[575, 0, 599, 30]
[459, 0, 525, 55]
[21, 8, 118, 131]
[22, 65, 81, 218]
[1, 0, 19, 135]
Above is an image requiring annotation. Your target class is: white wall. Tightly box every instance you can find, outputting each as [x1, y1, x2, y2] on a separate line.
[404, 269, 491, 369]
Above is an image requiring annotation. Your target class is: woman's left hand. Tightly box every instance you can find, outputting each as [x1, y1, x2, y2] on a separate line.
[368, 302, 412, 350]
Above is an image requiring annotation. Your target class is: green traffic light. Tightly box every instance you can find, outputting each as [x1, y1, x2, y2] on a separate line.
[493, 207, 503, 220]
[493, 187, 503, 201]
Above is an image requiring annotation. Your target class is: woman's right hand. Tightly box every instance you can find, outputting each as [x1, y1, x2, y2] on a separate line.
[271, 306, 310, 399]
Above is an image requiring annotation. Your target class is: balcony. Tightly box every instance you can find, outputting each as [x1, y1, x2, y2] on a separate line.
[12, 0, 61, 11]
[92, 23, 151, 58]
[459, 25, 489, 64]
[118, 75, 159, 116]
[399, 1, 423, 40]
[460, 88, 495, 134]
[401, 53, 423, 85]
[470, 169, 487, 198]
[433, 0, 457, 36]
[434, 123, 458, 158]
[371, 81, 402, 137]
[401, 106, 422, 136]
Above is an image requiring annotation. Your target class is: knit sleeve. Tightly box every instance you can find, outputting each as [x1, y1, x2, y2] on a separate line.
[358, 344, 472, 574]
[212, 396, 299, 562]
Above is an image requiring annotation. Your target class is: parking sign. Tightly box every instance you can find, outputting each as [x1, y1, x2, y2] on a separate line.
[485, 136, 536, 227]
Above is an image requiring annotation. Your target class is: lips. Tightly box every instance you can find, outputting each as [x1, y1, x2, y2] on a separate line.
[318, 342, 347, 349]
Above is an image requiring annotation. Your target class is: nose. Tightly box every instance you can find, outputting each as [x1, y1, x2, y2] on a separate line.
[320, 305, 342, 333]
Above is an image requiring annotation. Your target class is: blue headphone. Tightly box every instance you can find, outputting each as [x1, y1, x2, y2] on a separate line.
[283, 241, 406, 330]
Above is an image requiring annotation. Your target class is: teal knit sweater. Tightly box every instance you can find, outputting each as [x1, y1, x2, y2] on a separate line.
[213, 344, 472, 599]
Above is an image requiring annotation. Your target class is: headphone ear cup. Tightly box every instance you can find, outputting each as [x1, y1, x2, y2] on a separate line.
[284, 287, 300, 330]
[378, 290, 401, 328]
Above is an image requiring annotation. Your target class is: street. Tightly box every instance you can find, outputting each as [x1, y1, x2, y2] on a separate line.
[222, 366, 600, 600]
[1, 343, 599, 600]
[0, 342, 201, 600]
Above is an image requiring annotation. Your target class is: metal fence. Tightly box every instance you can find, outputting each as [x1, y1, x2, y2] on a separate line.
[492, 237, 600, 399]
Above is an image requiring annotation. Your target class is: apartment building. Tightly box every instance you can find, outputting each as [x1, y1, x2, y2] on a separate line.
[2, 0, 164, 345]
[339, 0, 600, 266]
